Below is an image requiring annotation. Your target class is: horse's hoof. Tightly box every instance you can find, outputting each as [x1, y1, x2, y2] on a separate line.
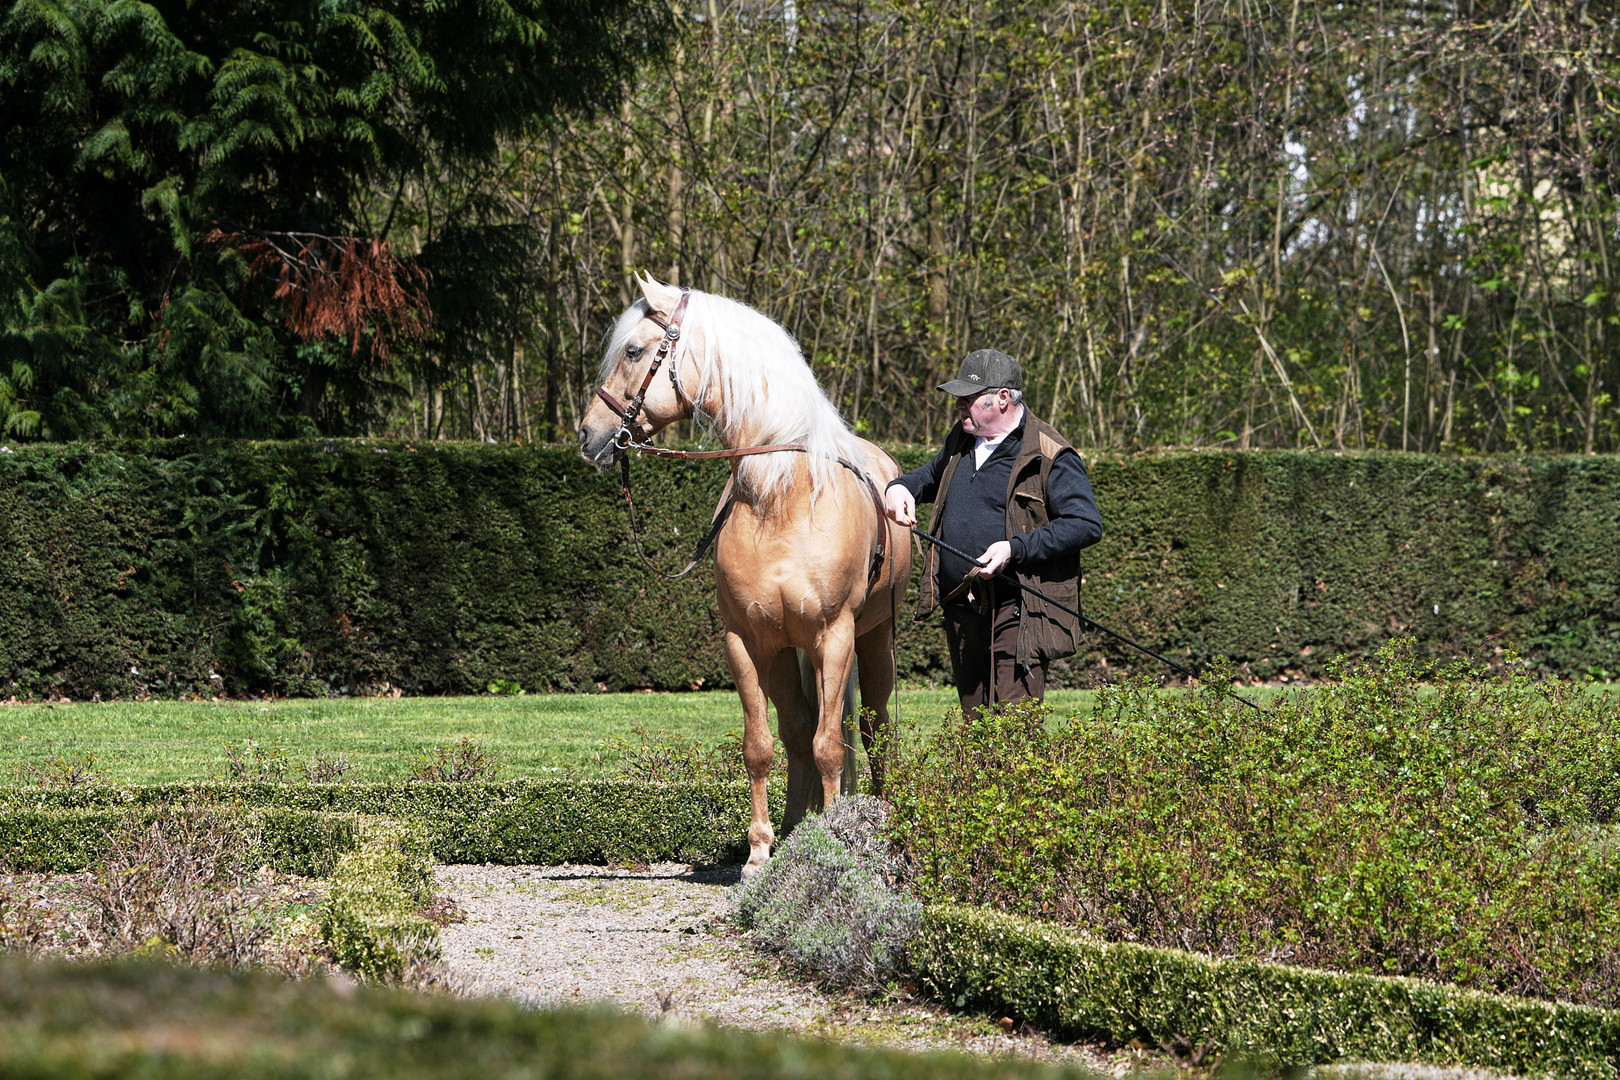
[741, 847, 771, 879]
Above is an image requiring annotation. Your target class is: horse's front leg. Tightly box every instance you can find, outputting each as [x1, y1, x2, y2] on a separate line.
[724, 629, 775, 878]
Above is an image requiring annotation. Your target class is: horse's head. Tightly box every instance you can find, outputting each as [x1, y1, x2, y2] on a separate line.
[579, 274, 702, 467]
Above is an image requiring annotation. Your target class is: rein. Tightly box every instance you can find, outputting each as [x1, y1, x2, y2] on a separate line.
[908, 524, 1263, 713]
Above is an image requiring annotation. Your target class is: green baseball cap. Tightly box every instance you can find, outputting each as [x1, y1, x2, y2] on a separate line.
[938, 348, 1023, 396]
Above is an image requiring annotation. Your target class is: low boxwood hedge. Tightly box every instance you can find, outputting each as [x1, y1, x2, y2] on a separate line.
[0, 802, 439, 983]
[0, 805, 388, 876]
[0, 778, 773, 866]
[914, 903, 1620, 1079]
[11, 781, 1620, 1074]
[0, 955, 1108, 1080]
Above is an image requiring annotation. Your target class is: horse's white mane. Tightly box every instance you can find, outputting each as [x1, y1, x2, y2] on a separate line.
[604, 288, 864, 507]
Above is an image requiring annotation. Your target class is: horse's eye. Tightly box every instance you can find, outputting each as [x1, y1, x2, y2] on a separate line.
[624, 343, 644, 360]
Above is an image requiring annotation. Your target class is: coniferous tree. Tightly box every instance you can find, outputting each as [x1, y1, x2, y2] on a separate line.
[0, 0, 670, 438]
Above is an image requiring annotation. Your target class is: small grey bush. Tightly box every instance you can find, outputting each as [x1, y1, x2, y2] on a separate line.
[733, 795, 920, 991]
[77, 807, 273, 968]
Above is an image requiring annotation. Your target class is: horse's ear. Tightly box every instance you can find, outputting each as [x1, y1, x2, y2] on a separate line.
[636, 272, 682, 316]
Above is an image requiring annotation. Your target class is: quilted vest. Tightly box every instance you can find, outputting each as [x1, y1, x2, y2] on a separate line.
[915, 410, 1084, 667]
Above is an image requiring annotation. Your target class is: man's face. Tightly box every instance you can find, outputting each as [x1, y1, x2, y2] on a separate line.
[954, 388, 1019, 437]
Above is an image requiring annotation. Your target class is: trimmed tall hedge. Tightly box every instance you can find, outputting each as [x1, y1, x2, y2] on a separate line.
[1, 439, 1616, 697]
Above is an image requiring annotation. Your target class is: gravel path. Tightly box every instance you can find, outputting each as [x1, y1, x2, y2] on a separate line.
[432, 862, 1131, 1072]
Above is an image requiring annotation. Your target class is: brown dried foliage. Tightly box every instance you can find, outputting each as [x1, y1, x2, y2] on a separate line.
[74, 807, 303, 971]
[209, 230, 432, 362]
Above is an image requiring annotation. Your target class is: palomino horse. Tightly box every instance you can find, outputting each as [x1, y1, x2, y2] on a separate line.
[579, 274, 912, 876]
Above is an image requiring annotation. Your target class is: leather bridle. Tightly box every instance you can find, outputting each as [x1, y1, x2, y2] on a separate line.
[596, 290, 694, 452]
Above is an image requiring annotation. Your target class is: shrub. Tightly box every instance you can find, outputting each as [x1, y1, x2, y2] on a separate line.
[219, 741, 289, 782]
[317, 819, 439, 983]
[77, 806, 277, 968]
[600, 723, 748, 783]
[410, 737, 500, 782]
[2, 800, 441, 982]
[0, 884, 51, 955]
[302, 752, 351, 784]
[11, 752, 104, 789]
[888, 639, 1620, 1008]
[734, 795, 920, 991]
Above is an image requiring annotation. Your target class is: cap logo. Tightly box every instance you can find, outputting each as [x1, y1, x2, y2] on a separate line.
[969, 374, 980, 381]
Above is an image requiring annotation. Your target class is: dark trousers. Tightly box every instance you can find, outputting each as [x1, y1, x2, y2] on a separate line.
[944, 592, 1046, 713]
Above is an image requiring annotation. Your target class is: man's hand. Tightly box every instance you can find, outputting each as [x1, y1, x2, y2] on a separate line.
[970, 540, 1013, 578]
[884, 484, 916, 526]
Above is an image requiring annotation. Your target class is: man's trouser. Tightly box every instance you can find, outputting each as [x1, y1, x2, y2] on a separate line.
[943, 583, 1045, 712]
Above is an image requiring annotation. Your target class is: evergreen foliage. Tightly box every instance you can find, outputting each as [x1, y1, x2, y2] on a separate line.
[0, 440, 1613, 702]
[1, 440, 1615, 698]
[0, 0, 669, 439]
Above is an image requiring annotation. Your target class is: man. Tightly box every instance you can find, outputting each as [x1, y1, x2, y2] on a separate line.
[884, 348, 1102, 711]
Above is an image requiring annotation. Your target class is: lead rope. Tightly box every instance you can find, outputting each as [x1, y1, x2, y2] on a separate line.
[909, 525, 1264, 713]
[618, 453, 736, 581]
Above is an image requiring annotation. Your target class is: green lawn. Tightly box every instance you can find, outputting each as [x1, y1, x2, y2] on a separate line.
[0, 687, 1112, 785]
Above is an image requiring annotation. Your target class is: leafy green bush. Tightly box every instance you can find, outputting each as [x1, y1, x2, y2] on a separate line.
[317, 818, 439, 983]
[734, 796, 919, 991]
[889, 640, 1620, 1008]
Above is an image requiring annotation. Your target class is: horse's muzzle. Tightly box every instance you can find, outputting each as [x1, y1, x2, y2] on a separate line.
[579, 425, 620, 468]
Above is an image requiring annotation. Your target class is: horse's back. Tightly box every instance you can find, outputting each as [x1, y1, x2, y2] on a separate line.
[714, 439, 907, 644]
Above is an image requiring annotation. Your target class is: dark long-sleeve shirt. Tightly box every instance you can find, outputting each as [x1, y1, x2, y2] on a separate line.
[890, 412, 1102, 595]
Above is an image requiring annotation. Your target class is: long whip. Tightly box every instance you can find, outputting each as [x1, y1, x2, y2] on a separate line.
[907, 525, 1263, 713]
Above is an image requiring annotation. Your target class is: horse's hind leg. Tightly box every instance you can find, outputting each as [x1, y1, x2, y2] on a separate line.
[808, 620, 860, 811]
[770, 649, 818, 836]
[854, 622, 897, 797]
[724, 630, 776, 878]
[798, 650, 857, 798]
